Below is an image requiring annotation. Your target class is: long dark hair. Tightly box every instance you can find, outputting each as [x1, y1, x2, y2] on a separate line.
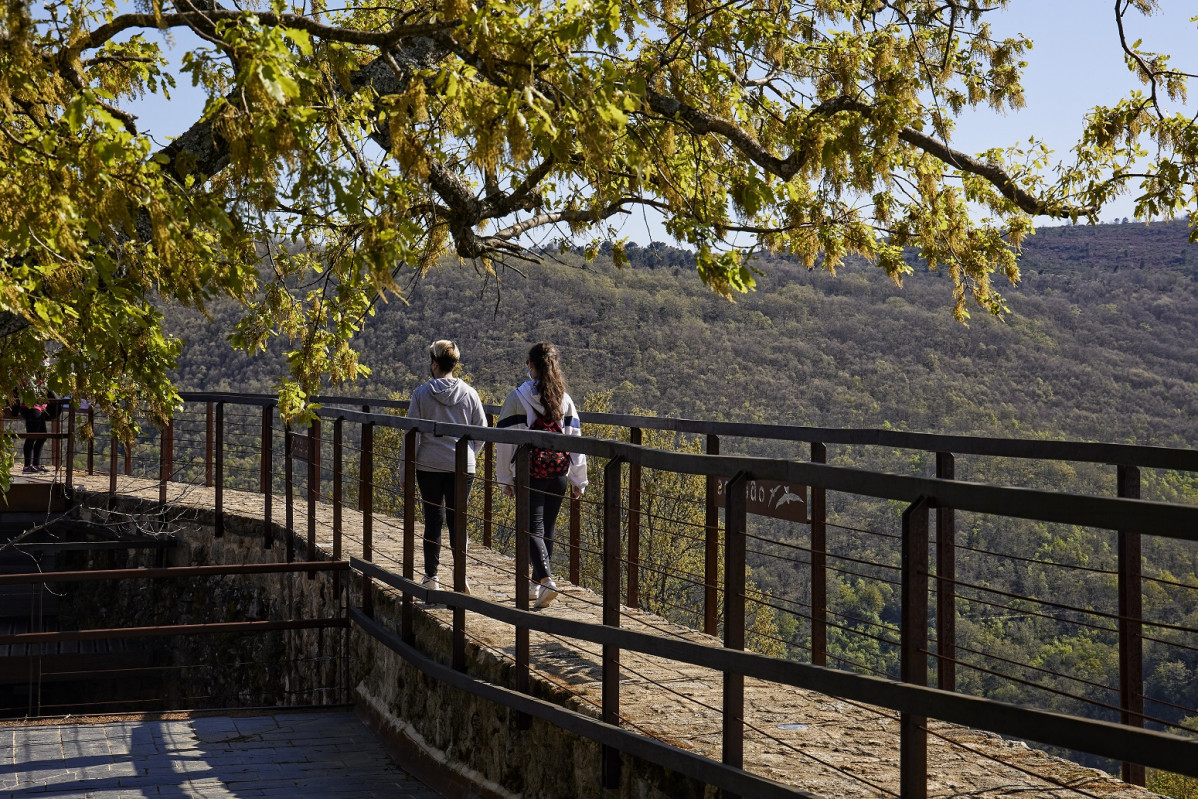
[529, 342, 566, 420]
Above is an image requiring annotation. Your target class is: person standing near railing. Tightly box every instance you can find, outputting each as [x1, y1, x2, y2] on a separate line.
[9, 385, 57, 474]
[405, 340, 487, 594]
[497, 342, 588, 608]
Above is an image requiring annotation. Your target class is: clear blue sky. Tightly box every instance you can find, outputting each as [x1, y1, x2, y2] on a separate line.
[952, 1, 1197, 226]
[126, 1, 1197, 243]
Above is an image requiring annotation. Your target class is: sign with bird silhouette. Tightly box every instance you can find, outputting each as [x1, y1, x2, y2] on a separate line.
[715, 478, 808, 523]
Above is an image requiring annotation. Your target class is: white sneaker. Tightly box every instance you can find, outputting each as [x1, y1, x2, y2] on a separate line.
[534, 579, 559, 609]
[462, 577, 472, 595]
[421, 574, 440, 596]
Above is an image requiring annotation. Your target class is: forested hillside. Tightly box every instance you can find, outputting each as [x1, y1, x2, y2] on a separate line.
[171, 219, 1198, 449]
[166, 220, 1198, 777]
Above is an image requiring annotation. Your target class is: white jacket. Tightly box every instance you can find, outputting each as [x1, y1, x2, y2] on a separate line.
[496, 381, 588, 493]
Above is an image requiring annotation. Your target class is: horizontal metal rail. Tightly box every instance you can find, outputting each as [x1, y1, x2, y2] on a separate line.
[179, 391, 1198, 472]
[0, 561, 349, 586]
[353, 558, 1198, 779]
[0, 618, 349, 646]
[314, 406, 1198, 539]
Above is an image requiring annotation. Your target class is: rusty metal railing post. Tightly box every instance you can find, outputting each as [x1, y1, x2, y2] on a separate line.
[811, 441, 827, 666]
[483, 413, 495, 548]
[205, 402, 214, 487]
[51, 410, 60, 470]
[262, 405, 274, 548]
[627, 427, 642, 609]
[704, 433, 720, 636]
[360, 420, 375, 617]
[158, 420, 171, 505]
[401, 429, 418, 645]
[514, 445, 532, 730]
[722, 471, 749, 797]
[935, 452, 956, 692]
[333, 417, 343, 596]
[901, 496, 931, 799]
[165, 416, 174, 478]
[569, 489, 581, 585]
[452, 437, 471, 672]
[214, 402, 225, 538]
[284, 424, 295, 564]
[1118, 464, 1145, 786]
[307, 420, 319, 572]
[65, 403, 75, 493]
[86, 406, 94, 475]
[108, 426, 117, 496]
[602, 456, 626, 789]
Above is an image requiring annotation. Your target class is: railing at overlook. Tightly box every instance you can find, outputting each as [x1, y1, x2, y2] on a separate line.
[5, 391, 1198, 797]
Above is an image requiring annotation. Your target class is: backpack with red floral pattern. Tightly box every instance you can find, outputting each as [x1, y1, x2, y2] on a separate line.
[528, 415, 570, 479]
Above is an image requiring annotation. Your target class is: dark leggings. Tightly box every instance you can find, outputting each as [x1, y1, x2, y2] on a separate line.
[23, 417, 46, 467]
[527, 475, 568, 583]
[416, 470, 474, 578]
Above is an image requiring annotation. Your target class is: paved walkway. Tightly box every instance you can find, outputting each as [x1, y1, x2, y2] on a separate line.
[0, 710, 441, 798]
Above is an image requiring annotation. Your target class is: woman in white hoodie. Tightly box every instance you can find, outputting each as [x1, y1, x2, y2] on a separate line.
[497, 342, 588, 608]
[407, 340, 487, 593]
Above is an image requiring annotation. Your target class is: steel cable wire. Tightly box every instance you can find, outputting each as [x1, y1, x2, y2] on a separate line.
[942, 640, 1120, 696]
[828, 693, 1111, 799]
[1141, 692, 1198, 719]
[952, 591, 1116, 634]
[824, 651, 895, 679]
[949, 575, 1198, 637]
[942, 577, 1121, 630]
[822, 561, 903, 588]
[1142, 632, 1198, 655]
[946, 655, 1153, 723]
[825, 521, 902, 541]
[532, 629, 900, 798]
[1142, 572, 1198, 592]
[953, 540, 1119, 576]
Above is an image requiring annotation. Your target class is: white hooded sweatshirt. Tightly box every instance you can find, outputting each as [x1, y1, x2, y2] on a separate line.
[496, 380, 588, 493]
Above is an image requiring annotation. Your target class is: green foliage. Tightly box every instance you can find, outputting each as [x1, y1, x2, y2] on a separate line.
[5, 0, 1198, 431]
[1149, 771, 1198, 799]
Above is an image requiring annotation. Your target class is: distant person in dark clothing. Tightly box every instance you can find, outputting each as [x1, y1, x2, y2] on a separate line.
[10, 388, 56, 474]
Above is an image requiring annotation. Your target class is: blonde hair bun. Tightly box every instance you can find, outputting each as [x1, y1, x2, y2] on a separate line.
[429, 340, 460, 371]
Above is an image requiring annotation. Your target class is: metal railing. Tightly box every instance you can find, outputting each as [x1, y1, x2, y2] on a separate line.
[0, 561, 351, 716]
[22, 391, 1198, 797]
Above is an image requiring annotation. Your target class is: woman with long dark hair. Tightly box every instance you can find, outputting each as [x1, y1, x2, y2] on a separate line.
[497, 342, 588, 608]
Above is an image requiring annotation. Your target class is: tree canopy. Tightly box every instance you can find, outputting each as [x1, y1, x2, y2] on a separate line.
[1, 0, 1196, 432]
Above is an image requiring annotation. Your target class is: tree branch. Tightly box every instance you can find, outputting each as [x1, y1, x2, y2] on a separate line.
[70, 11, 456, 56]
[492, 201, 633, 240]
[645, 90, 1075, 217]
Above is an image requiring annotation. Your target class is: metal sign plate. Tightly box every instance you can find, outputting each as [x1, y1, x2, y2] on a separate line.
[716, 477, 808, 523]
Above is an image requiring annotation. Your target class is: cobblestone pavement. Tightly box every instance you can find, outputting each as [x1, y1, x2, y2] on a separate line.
[46, 471, 1165, 799]
[0, 710, 441, 798]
